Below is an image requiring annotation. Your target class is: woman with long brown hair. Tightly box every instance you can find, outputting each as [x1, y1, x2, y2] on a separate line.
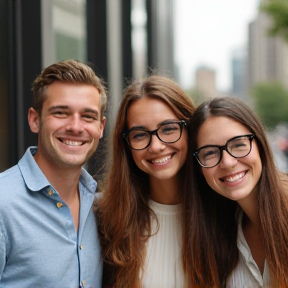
[188, 97, 288, 287]
[96, 75, 195, 287]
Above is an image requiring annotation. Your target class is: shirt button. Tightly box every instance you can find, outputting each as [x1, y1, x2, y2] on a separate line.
[81, 280, 86, 286]
[56, 202, 63, 209]
[79, 244, 83, 250]
[48, 189, 54, 196]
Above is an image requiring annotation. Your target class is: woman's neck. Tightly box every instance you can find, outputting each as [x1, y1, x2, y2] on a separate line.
[149, 176, 181, 204]
[242, 212, 265, 275]
[238, 186, 260, 226]
[239, 185, 265, 274]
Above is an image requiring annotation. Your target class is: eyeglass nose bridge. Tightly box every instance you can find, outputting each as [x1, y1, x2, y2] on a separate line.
[147, 128, 165, 146]
[147, 122, 186, 148]
[217, 144, 238, 165]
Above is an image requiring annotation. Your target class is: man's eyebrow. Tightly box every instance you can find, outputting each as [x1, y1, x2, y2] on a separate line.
[48, 106, 99, 116]
[48, 105, 69, 112]
[83, 108, 99, 116]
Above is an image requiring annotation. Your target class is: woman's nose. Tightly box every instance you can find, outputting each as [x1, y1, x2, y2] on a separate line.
[148, 134, 166, 152]
[218, 150, 238, 168]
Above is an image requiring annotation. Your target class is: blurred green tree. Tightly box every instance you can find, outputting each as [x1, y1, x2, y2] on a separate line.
[251, 82, 288, 128]
[261, 0, 288, 42]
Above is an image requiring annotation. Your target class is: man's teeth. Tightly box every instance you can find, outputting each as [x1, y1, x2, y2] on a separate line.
[152, 155, 171, 164]
[63, 140, 83, 146]
[224, 172, 245, 183]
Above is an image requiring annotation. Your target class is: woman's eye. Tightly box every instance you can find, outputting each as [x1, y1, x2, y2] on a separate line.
[235, 143, 247, 148]
[161, 124, 179, 134]
[230, 139, 248, 149]
[128, 131, 149, 141]
[203, 150, 218, 159]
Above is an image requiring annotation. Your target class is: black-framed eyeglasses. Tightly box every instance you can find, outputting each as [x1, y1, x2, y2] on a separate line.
[122, 120, 187, 150]
[193, 134, 256, 168]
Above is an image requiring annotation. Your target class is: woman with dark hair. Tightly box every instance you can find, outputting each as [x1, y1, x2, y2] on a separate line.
[188, 97, 288, 287]
[96, 75, 195, 287]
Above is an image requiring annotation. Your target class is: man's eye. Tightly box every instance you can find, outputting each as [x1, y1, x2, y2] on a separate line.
[83, 115, 97, 121]
[52, 111, 67, 117]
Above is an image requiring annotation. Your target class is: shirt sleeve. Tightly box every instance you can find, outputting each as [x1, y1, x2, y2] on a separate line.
[0, 215, 7, 279]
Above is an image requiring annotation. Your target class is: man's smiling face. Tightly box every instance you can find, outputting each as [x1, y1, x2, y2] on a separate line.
[29, 81, 105, 170]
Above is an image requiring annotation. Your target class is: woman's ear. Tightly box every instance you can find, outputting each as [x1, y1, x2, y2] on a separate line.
[28, 107, 40, 133]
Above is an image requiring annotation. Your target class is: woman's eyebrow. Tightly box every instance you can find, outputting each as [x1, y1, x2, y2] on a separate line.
[129, 125, 146, 130]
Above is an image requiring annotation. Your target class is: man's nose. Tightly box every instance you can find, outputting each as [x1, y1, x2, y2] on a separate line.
[65, 115, 84, 133]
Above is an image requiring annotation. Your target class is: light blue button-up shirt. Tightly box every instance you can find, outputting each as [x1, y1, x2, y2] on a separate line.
[0, 147, 102, 288]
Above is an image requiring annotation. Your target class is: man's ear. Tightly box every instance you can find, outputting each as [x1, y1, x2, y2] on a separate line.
[100, 116, 106, 139]
[28, 108, 40, 133]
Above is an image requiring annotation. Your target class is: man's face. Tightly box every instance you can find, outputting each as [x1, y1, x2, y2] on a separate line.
[29, 81, 105, 171]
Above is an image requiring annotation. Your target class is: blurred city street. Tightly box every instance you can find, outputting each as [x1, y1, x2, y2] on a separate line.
[268, 124, 288, 173]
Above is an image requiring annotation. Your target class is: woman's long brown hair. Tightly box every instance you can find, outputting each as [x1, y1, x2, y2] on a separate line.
[96, 75, 195, 287]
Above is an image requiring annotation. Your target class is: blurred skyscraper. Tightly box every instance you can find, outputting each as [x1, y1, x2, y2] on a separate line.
[195, 66, 217, 100]
[231, 47, 248, 101]
[132, 0, 175, 78]
[248, 11, 288, 91]
[146, 0, 175, 76]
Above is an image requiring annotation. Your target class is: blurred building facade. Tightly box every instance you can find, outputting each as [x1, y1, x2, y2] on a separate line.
[195, 66, 217, 100]
[0, 0, 176, 174]
[231, 47, 248, 101]
[248, 11, 288, 92]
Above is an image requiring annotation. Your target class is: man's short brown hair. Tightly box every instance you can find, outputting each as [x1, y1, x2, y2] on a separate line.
[32, 59, 107, 118]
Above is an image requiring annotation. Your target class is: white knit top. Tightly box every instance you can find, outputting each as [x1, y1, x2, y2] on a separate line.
[141, 199, 187, 288]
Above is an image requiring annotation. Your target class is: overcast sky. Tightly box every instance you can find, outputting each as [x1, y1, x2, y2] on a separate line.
[174, 0, 260, 91]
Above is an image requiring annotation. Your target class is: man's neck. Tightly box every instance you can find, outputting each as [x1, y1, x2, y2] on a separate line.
[48, 168, 81, 202]
[34, 154, 82, 201]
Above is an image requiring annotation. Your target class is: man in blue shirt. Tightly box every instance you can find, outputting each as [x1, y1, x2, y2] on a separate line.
[0, 60, 106, 287]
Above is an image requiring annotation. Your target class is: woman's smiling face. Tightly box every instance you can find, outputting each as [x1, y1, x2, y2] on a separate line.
[196, 115, 262, 205]
[126, 97, 188, 182]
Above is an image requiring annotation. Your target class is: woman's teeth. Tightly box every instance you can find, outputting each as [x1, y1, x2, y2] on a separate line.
[224, 172, 245, 183]
[152, 155, 171, 164]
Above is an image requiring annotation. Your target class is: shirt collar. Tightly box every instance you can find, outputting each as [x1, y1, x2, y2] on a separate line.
[18, 147, 97, 194]
[18, 147, 51, 192]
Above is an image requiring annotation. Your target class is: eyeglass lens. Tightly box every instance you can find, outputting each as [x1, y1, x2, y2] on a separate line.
[196, 135, 253, 168]
[127, 122, 182, 150]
